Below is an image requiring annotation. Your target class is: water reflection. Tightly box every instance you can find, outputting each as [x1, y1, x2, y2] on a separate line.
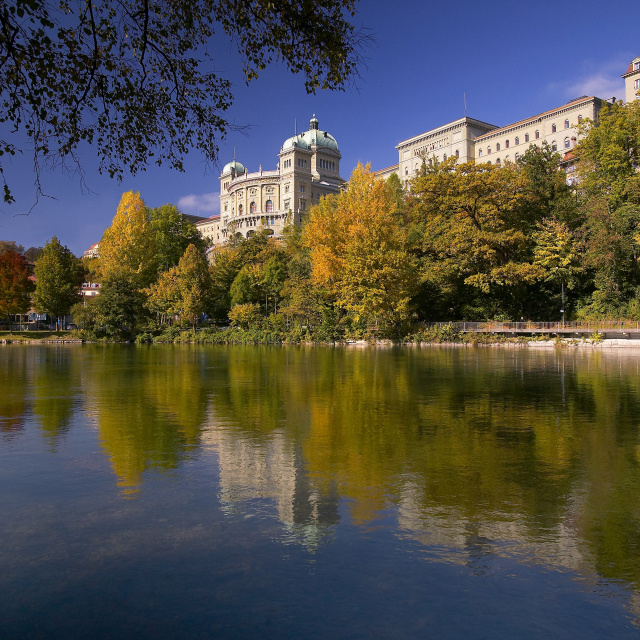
[2, 344, 640, 595]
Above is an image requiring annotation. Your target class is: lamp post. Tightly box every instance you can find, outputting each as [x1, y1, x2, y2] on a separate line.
[556, 267, 565, 329]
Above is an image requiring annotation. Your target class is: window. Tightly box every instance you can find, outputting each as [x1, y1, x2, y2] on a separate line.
[635, 79, 640, 90]
[552, 124, 557, 133]
[525, 133, 530, 142]
[266, 200, 273, 213]
[515, 153, 520, 161]
[564, 137, 571, 149]
[496, 158, 501, 166]
[250, 202, 256, 213]
[496, 143, 501, 151]
[443, 154, 447, 161]
[478, 149, 482, 157]
[505, 140, 509, 148]
[515, 136, 519, 145]
[238, 204, 243, 215]
[551, 141, 557, 151]
[405, 167, 408, 175]
[635, 61, 640, 70]
[535, 130, 540, 139]
[284, 199, 290, 210]
[578, 115, 583, 123]
[487, 147, 491, 154]
[565, 119, 570, 129]
[284, 184, 289, 193]
[455, 149, 460, 158]
[300, 201, 306, 211]
[300, 185, 305, 193]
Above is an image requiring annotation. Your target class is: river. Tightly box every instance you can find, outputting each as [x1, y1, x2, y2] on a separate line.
[1, 344, 639, 638]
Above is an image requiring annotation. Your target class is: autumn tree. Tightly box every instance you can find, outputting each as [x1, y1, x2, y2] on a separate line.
[32, 237, 84, 329]
[100, 191, 157, 288]
[304, 163, 416, 333]
[0, 250, 33, 328]
[0, 0, 364, 204]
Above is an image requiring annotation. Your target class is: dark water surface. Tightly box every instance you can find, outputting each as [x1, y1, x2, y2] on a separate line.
[2, 344, 640, 638]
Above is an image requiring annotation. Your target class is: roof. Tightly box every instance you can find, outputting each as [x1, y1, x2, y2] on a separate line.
[475, 96, 600, 141]
[623, 57, 640, 76]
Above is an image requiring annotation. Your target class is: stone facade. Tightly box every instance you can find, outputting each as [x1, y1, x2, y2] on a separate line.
[197, 116, 344, 248]
[623, 56, 640, 103]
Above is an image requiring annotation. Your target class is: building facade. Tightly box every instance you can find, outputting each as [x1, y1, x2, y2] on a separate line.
[197, 116, 344, 247]
[623, 56, 640, 103]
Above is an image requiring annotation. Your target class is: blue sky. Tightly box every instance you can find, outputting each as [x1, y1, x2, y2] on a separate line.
[0, 0, 636, 256]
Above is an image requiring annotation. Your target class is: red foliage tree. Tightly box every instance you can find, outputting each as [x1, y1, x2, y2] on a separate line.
[0, 250, 34, 327]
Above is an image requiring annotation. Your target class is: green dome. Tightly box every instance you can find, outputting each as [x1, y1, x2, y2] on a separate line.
[301, 128, 338, 151]
[222, 160, 245, 175]
[281, 134, 309, 151]
[281, 116, 339, 152]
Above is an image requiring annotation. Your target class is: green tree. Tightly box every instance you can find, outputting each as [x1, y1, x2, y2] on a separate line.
[0, 240, 25, 255]
[410, 160, 540, 320]
[0, 0, 364, 203]
[0, 249, 33, 328]
[149, 204, 208, 273]
[175, 243, 212, 333]
[575, 100, 640, 317]
[32, 236, 84, 329]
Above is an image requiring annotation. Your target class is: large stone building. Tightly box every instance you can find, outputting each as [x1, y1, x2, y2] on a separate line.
[379, 95, 606, 185]
[197, 115, 344, 247]
[195, 57, 639, 250]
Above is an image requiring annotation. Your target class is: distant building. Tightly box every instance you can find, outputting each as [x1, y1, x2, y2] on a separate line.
[197, 115, 345, 247]
[622, 56, 640, 103]
[378, 57, 640, 183]
[83, 242, 99, 259]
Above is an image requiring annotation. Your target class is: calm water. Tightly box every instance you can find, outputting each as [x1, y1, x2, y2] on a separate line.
[1, 344, 640, 638]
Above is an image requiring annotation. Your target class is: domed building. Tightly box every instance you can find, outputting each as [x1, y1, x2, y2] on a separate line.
[197, 116, 344, 247]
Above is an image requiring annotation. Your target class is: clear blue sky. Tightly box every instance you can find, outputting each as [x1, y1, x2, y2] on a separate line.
[0, 0, 636, 256]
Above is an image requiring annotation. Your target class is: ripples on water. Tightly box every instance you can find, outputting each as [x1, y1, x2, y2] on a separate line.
[1, 344, 640, 638]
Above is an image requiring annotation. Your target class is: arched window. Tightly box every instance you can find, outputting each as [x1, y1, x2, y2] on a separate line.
[525, 133, 530, 142]
[496, 143, 501, 151]
[478, 149, 483, 157]
[515, 153, 520, 161]
[535, 130, 540, 139]
[552, 124, 557, 133]
[505, 140, 509, 148]
[250, 202, 256, 213]
[265, 200, 273, 213]
[564, 137, 571, 149]
[515, 136, 519, 145]
[496, 158, 501, 166]
[455, 149, 460, 158]
[487, 147, 491, 154]
[238, 204, 243, 215]
[443, 154, 447, 161]
[551, 141, 557, 151]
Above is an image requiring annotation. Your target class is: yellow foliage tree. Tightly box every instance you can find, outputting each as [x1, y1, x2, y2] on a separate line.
[304, 163, 416, 329]
[99, 191, 157, 287]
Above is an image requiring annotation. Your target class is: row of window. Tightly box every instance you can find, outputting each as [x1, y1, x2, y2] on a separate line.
[319, 158, 336, 170]
[282, 159, 292, 169]
[237, 201, 275, 215]
[477, 118, 581, 157]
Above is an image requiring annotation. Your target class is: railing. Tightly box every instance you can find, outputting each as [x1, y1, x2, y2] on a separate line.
[423, 321, 640, 333]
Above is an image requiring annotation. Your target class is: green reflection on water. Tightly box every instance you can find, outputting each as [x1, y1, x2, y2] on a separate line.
[2, 344, 640, 589]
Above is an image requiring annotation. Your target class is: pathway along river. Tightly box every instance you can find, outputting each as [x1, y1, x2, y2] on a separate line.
[1, 344, 640, 638]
